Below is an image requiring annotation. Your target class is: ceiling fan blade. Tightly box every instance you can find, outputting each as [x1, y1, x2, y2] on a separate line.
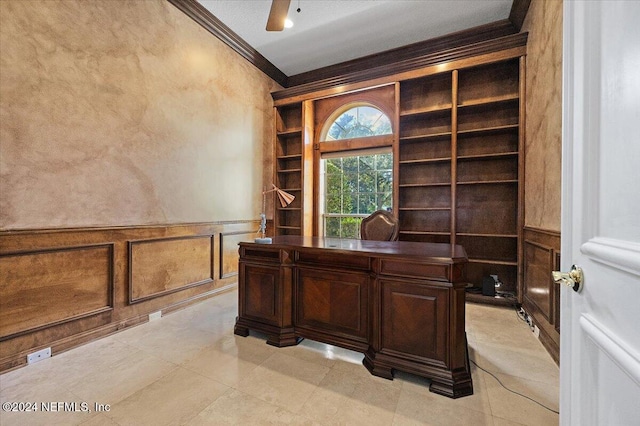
[266, 0, 291, 31]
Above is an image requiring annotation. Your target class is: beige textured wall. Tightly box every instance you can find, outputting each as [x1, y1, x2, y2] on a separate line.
[522, 0, 563, 231]
[0, 0, 278, 231]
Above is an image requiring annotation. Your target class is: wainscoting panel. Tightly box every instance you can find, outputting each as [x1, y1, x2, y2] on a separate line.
[0, 220, 257, 372]
[129, 235, 214, 303]
[522, 226, 561, 364]
[220, 228, 257, 279]
[0, 244, 114, 340]
[524, 240, 554, 323]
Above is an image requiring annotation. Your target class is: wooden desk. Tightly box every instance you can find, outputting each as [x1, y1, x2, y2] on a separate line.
[234, 236, 473, 398]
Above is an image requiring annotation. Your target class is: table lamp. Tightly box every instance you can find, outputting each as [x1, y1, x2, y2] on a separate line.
[255, 184, 295, 244]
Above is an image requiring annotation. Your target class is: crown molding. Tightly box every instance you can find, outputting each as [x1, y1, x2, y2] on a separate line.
[167, 0, 530, 95]
[273, 32, 528, 101]
[287, 19, 517, 88]
[166, 0, 288, 87]
[509, 0, 533, 32]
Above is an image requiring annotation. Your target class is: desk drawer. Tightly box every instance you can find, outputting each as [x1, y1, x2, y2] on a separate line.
[380, 259, 450, 282]
[240, 246, 282, 264]
[296, 251, 370, 270]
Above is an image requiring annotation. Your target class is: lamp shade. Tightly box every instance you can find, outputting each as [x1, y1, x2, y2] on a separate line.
[273, 185, 295, 207]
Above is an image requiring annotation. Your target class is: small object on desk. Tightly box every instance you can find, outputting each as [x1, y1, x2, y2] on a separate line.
[255, 213, 272, 244]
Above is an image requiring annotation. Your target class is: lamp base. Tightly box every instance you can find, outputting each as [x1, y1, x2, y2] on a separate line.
[254, 237, 272, 244]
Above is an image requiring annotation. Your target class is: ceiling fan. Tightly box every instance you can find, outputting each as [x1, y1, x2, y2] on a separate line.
[266, 0, 292, 31]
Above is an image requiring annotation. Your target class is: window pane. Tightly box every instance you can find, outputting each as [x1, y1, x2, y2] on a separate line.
[376, 153, 393, 169]
[359, 156, 374, 171]
[343, 157, 358, 173]
[322, 105, 392, 141]
[359, 171, 376, 193]
[341, 217, 360, 239]
[321, 152, 393, 237]
[326, 158, 342, 172]
[358, 194, 376, 214]
[344, 191, 358, 214]
[325, 217, 341, 238]
[377, 170, 393, 193]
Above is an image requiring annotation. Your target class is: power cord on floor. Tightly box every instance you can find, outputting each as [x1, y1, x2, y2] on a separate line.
[470, 359, 559, 414]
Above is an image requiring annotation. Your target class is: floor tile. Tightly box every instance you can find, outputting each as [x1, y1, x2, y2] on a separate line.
[65, 350, 177, 406]
[182, 333, 276, 387]
[301, 367, 401, 425]
[104, 367, 228, 426]
[187, 388, 319, 425]
[235, 351, 330, 413]
[0, 289, 560, 426]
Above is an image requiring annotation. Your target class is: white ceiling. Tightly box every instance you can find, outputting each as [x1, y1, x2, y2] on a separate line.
[198, 0, 514, 76]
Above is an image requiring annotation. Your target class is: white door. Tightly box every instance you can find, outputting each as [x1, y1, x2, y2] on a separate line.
[561, 1, 640, 424]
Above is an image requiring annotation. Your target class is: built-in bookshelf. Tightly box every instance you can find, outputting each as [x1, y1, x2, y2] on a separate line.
[397, 58, 523, 305]
[273, 102, 313, 236]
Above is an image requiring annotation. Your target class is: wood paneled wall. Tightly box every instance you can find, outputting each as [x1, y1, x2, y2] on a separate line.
[522, 226, 560, 364]
[0, 221, 258, 372]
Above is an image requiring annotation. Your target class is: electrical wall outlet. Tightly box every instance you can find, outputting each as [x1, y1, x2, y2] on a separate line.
[149, 311, 162, 321]
[27, 347, 51, 364]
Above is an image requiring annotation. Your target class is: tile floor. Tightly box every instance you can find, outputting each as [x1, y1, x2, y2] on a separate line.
[0, 290, 559, 425]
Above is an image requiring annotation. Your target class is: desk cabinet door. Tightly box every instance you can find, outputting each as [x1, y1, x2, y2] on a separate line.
[379, 279, 449, 365]
[239, 262, 282, 325]
[295, 267, 369, 343]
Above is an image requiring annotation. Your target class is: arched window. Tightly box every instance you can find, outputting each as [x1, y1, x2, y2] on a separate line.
[317, 102, 394, 238]
[322, 104, 392, 141]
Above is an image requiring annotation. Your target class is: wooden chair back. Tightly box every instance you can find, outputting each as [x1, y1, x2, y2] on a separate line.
[360, 210, 399, 241]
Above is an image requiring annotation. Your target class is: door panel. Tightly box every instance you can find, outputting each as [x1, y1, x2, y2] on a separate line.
[561, 1, 640, 424]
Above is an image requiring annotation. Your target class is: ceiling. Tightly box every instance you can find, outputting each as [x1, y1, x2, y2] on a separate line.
[197, 0, 514, 77]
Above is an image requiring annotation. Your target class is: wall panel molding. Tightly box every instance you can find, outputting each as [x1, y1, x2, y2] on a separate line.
[220, 230, 256, 279]
[0, 243, 114, 341]
[0, 220, 256, 372]
[128, 235, 215, 304]
[522, 226, 560, 364]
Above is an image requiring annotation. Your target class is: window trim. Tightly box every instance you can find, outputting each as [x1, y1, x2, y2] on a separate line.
[318, 134, 393, 155]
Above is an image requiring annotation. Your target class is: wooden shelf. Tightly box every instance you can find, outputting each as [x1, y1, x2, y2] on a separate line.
[277, 154, 302, 160]
[457, 124, 518, 137]
[456, 233, 517, 238]
[457, 152, 518, 161]
[400, 132, 452, 142]
[400, 231, 451, 236]
[400, 104, 452, 117]
[399, 182, 451, 188]
[277, 168, 302, 174]
[276, 207, 301, 211]
[399, 157, 451, 165]
[457, 94, 519, 108]
[399, 207, 451, 211]
[276, 225, 301, 230]
[456, 179, 518, 185]
[465, 291, 516, 307]
[277, 127, 302, 137]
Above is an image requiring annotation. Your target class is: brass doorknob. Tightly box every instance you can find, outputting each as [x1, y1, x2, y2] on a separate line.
[552, 265, 583, 292]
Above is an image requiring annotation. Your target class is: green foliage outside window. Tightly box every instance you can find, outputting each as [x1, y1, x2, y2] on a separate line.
[325, 106, 392, 141]
[324, 153, 393, 238]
